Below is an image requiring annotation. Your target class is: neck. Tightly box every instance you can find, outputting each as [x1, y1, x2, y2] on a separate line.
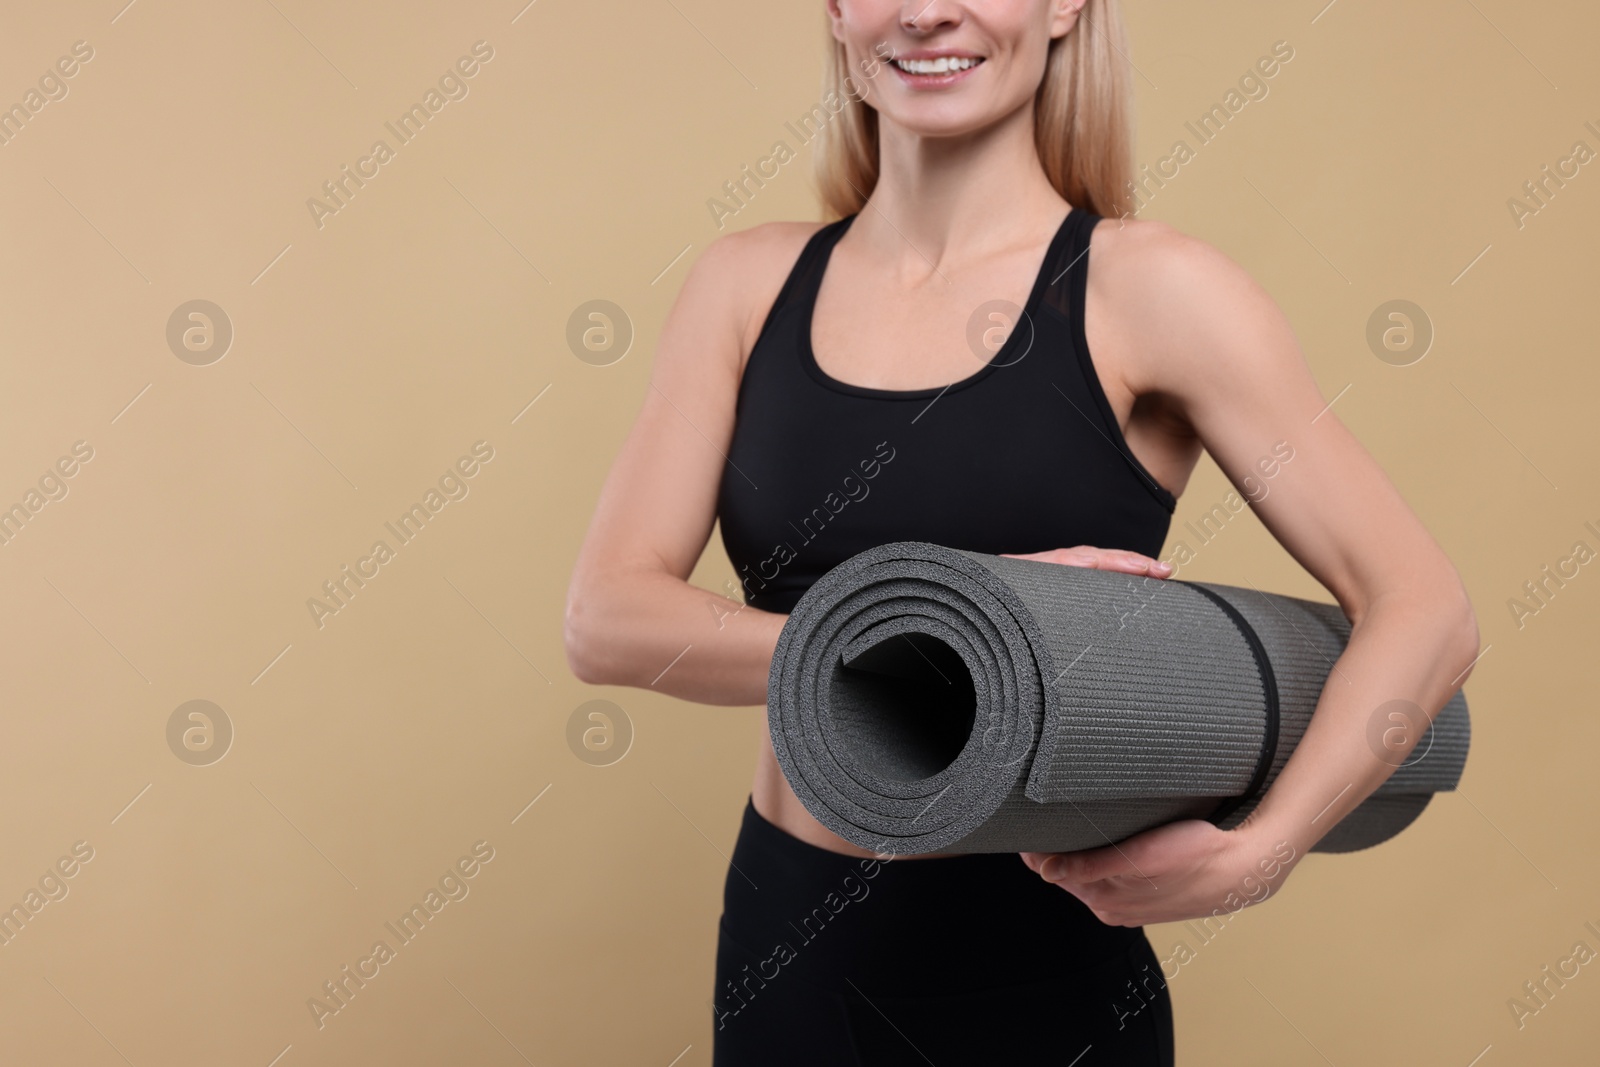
[856, 99, 1070, 272]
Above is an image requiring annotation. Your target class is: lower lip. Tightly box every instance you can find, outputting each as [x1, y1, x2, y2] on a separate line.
[891, 60, 983, 89]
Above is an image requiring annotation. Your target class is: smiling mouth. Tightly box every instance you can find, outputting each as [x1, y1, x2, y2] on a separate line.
[891, 56, 985, 76]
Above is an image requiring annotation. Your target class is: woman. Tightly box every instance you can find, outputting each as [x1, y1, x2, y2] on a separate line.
[565, 0, 1479, 1062]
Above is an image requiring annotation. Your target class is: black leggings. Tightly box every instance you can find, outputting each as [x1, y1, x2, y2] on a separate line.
[712, 798, 1174, 1065]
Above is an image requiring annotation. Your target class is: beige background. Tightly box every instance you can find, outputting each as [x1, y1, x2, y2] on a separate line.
[0, 0, 1595, 1063]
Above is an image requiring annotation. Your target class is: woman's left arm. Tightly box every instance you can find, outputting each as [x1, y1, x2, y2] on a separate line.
[1021, 221, 1482, 925]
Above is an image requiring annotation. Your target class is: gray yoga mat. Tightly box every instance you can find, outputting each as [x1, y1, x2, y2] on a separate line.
[767, 541, 1470, 856]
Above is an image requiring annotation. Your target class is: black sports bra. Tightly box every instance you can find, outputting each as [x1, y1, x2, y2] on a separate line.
[715, 207, 1177, 615]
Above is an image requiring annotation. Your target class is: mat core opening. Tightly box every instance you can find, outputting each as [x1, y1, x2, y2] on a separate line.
[827, 632, 976, 783]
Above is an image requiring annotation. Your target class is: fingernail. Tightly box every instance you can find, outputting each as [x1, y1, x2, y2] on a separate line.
[1041, 858, 1063, 880]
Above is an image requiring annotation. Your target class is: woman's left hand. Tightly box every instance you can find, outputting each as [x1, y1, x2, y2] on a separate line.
[1019, 817, 1301, 927]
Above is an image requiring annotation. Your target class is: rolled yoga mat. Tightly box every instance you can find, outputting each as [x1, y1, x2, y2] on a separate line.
[767, 541, 1470, 856]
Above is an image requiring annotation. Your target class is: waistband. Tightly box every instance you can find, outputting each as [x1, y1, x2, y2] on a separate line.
[720, 797, 1143, 990]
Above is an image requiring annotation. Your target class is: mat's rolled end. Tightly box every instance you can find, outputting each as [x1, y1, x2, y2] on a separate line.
[766, 542, 1057, 855]
[1313, 794, 1437, 853]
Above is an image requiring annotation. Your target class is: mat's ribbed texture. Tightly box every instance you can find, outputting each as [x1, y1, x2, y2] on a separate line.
[767, 542, 1471, 855]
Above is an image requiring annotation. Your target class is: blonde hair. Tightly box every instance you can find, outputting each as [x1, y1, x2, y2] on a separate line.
[813, 0, 1135, 220]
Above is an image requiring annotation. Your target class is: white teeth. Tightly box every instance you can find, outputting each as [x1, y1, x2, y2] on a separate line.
[894, 56, 981, 75]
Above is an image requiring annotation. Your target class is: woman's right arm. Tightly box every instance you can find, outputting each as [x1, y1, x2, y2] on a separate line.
[563, 223, 816, 707]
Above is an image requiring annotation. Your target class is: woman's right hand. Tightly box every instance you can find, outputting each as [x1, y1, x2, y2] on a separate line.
[998, 545, 1173, 577]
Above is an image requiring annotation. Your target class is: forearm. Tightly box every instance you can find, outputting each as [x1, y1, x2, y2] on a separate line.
[1234, 581, 1479, 855]
[564, 566, 786, 706]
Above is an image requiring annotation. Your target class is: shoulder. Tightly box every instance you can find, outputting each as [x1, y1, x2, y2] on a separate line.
[651, 219, 831, 395]
[695, 219, 829, 306]
[1085, 215, 1264, 309]
[704, 218, 831, 267]
[692, 220, 831, 354]
[1084, 215, 1297, 393]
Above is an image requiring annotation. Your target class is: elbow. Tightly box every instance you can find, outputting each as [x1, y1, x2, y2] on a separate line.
[1358, 567, 1481, 687]
[563, 580, 613, 686]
